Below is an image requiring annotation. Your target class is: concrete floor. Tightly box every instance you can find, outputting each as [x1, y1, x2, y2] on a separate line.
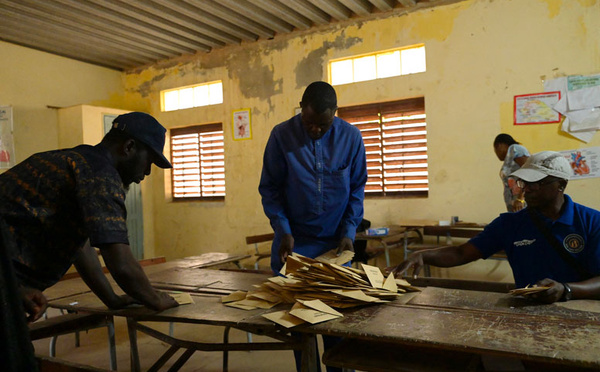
[33, 307, 326, 371]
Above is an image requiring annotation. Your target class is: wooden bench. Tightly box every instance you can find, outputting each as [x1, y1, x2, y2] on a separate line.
[245, 233, 274, 270]
[30, 313, 116, 370]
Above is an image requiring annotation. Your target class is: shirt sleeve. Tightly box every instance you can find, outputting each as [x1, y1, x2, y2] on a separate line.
[511, 144, 530, 160]
[468, 215, 505, 259]
[340, 129, 367, 240]
[258, 129, 292, 236]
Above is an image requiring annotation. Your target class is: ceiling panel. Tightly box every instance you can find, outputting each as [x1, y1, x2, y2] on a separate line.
[0, 0, 460, 71]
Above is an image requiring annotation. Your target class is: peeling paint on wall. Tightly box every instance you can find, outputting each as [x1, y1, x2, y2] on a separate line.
[295, 33, 363, 89]
[226, 48, 283, 109]
[135, 73, 167, 98]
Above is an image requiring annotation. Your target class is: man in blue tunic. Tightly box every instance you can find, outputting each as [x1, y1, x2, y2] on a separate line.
[259, 81, 367, 273]
[259, 81, 367, 371]
[393, 151, 600, 303]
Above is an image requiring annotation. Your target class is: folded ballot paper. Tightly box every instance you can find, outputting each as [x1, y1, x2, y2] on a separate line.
[509, 284, 552, 297]
[221, 249, 419, 327]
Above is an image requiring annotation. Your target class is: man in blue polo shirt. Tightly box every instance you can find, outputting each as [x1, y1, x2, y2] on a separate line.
[392, 151, 600, 303]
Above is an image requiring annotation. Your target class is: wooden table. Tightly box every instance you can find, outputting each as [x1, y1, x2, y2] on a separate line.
[47, 267, 600, 372]
[308, 286, 600, 371]
[47, 265, 318, 372]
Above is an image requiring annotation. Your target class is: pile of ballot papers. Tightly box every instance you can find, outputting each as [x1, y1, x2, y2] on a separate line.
[221, 250, 418, 328]
[509, 284, 552, 297]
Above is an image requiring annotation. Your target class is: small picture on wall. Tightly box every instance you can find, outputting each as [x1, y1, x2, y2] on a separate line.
[232, 108, 252, 141]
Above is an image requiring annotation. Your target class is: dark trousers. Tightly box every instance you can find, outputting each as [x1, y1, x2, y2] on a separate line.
[0, 219, 38, 371]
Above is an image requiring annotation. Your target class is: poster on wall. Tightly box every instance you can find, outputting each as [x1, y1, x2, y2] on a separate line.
[544, 73, 600, 143]
[0, 106, 15, 169]
[232, 108, 252, 141]
[559, 147, 600, 179]
[514, 92, 561, 125]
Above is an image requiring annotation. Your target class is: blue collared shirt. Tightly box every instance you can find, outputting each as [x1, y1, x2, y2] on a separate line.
[259, 114, 367, 272]
[470, 195, 600, 288]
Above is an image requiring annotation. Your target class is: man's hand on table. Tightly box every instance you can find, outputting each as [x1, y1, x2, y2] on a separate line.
[336, 237, 354, 256]
[528, 278, 564, 304]
[21, 286, 48, 322]
[106, 294, 140, 310]
[150, 291, 179, 311]
[278, 234, 294, 264]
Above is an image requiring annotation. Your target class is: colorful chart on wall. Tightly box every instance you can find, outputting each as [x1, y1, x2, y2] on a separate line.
[514, 91, 561, 125]
[559, 147, 600, 179]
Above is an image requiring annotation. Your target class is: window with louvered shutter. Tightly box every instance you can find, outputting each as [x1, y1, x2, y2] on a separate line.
[337, 97, 428, 197]
[170, 124, 225, 200]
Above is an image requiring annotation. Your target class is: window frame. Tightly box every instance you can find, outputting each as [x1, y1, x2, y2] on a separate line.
[161, 80, 223, 112]
[329, 44, 426, 86]
[170, 123, 226, 202]
[337, 97, 428, 198]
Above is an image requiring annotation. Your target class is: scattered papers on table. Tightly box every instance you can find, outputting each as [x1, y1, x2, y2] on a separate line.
[262, 310, 305, 328]
[223, 250, 419, 327]
[509, 284, 552, 297]
[170, 292, 195, 305]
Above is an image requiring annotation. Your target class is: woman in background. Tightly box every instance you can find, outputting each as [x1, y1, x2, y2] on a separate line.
[493, 134, 529, 212]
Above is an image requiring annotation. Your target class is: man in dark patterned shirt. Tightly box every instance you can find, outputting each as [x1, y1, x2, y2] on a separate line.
[0, 112, 178, 326]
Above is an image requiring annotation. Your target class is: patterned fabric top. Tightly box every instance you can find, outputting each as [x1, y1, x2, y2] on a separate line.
[0, 144, 129, 289]
[499, 144, 530, 212]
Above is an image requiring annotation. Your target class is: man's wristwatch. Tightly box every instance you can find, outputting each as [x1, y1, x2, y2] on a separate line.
[561, 283, 573, 301]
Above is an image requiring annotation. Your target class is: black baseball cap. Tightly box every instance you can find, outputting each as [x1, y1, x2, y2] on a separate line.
[112, 112, 172, 168]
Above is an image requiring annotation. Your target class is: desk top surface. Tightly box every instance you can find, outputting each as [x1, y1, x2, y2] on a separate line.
[306, 297, 600, 367]
[44, 258, 261, 301]
[45, 268, 600, 368]
[147, 267, 270, 293]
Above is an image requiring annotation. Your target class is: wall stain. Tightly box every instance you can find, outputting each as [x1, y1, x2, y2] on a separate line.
[295, 32, 363, 89]
[226, 48, 282, 112]
[134, 72, 167, 98]
[541, 0, 563, 18]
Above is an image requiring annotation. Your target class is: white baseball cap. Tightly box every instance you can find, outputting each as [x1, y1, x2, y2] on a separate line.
[510, 151, 572, 182]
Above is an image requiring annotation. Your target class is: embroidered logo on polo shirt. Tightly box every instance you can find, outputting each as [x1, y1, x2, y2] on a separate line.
[514, 239, 536, 247]
[563, 234, 585, 253]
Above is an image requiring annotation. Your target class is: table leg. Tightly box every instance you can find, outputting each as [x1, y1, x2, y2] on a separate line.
[127, 317, 141, 372]
[403, 229, 409, 260]
[382, 241, 391, 267]
[300, 333, 318, 372]
[106, 317, 117, 371]
[223, 326, 230, 372]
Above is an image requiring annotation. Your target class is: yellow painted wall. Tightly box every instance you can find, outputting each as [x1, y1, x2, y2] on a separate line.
[5, 0, 597, 283]
[0, 40, 127, 162]
[119, 0, 600, 283]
